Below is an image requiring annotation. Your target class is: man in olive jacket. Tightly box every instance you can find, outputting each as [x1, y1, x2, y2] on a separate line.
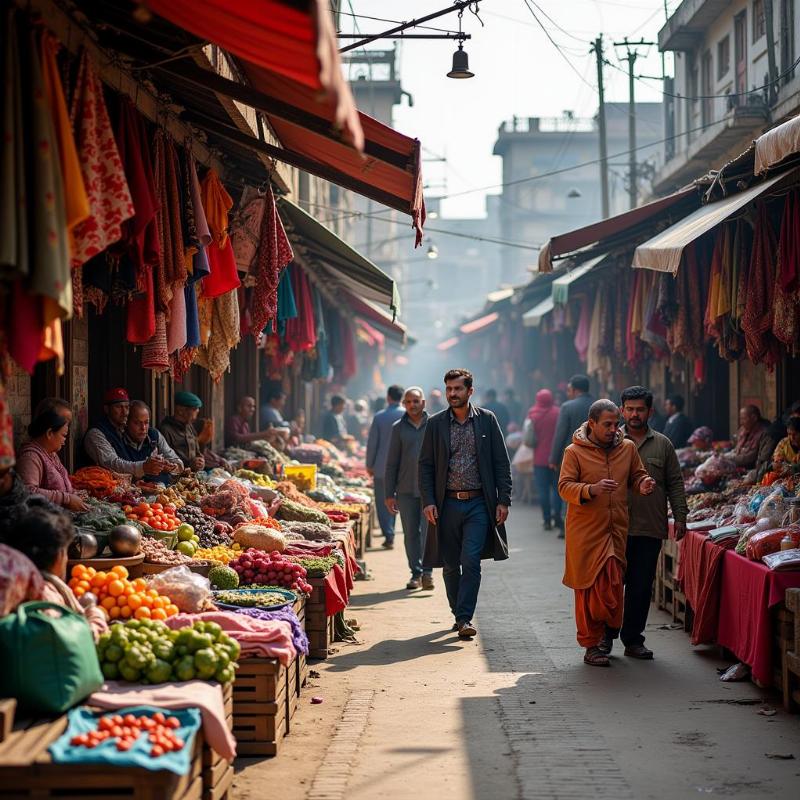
[604, 386, 688, 660]
[419, 369, 512, 639]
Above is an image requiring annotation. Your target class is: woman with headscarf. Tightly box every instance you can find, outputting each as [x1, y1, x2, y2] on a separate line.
[527, 389, 563, 532]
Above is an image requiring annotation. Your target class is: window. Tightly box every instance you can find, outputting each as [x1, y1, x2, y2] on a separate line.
[753, 0, 766, 42]
[717, 35, 731, 79]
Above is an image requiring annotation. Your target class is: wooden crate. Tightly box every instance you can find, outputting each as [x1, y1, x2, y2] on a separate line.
[0, 714, 203, 799]
[0, 701, 15, 745]
[787, 588, 800, 654]
[673, 589, 693, 632]
[201, 684, 234, 800]
[232, 658, 289, 757]
[306, 577, 335, 659]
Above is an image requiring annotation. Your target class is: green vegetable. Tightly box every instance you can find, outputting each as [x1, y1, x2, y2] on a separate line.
[208, 565, 239, 590]
[174, 655, 196, 682]
[147, 658, 173, 684]
[276, 498, 330, 525]
[193, 648, 218, 679]
[214, 589, 295, 608]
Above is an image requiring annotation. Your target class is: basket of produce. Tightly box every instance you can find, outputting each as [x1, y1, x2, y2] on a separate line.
[283, 464, 317, 492]
[228, 548, 313, 594]
[212, 587, 297, 611]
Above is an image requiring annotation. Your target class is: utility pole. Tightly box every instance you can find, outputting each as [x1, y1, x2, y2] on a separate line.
[592, 35, 610, 219]
[614, 38, 656, 209]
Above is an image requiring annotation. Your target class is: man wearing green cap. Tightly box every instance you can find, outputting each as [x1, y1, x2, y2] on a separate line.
[160, 392, 228, 472]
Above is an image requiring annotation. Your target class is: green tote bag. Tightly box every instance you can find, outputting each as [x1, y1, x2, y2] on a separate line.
[0, 601, 104, 713]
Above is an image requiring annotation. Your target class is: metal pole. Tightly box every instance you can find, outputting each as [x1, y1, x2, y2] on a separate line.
[593, 36, 610, 219]
[628, 48, 638, 209]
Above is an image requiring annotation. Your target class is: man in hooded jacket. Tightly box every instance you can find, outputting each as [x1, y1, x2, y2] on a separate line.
[558, 399, 654, 667]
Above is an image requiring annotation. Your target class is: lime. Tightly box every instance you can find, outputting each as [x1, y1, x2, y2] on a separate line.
[176, 524, 195, 542]
[176, 540, 196, 557]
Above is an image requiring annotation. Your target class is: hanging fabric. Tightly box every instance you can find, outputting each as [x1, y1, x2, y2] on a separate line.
[201, 170, 240, 299]
[283, 264, 316, 352]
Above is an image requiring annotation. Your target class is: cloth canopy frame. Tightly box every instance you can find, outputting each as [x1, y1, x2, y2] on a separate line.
[278, 198, 400, 316]
[459, 312, 499, 335]
[522, 297, 555, 328]
[632, 169, 799, 274]
[537, 186, 699, 272]
[143, 0, 425, 242]
[755, 113, 800, 175]
[551, 254, 608, 305]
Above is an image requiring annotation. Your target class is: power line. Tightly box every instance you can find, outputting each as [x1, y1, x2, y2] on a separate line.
[336, 9, 457, 35]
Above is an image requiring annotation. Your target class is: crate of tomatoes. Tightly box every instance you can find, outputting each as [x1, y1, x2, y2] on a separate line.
[123, 501, 181, 532]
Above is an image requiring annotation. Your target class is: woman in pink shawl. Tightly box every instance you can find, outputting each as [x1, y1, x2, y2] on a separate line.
[527, 389, 563, 533]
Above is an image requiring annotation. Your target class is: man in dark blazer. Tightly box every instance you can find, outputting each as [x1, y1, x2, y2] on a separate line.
[662, 394, 693, 449]
[419, 368, 512, 639]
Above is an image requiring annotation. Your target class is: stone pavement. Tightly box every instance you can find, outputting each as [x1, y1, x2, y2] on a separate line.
[234, 503, 800, 800]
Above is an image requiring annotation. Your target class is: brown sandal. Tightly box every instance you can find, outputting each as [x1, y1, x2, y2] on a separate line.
[584, 646, 610, 667]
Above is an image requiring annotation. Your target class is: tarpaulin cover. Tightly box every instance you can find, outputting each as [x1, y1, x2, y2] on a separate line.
[145, 0, 425, 241]
[755, 113, 800, 175]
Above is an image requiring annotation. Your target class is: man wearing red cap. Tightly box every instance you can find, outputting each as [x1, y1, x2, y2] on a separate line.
[84, 389, 173, 478]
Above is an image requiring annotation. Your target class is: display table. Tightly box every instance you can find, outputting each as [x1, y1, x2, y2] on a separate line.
[716, 550, 800, 686]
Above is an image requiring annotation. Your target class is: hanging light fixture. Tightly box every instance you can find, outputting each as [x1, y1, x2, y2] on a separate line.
[427, 242, 439, 259]
[447, 9, 474, 79]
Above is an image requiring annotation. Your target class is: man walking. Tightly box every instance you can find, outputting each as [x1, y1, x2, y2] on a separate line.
[419, 369, 512, 639]
[549, 374, 594, 471]
[558, 400, 654, 667]
[367, 385, 405, 549]
[602, 386, 688, 660]
[385, 388, 432, 591]
[662, 394, 692, 449]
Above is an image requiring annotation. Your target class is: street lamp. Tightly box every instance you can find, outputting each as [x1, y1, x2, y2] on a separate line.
[447, 42, 474, 79]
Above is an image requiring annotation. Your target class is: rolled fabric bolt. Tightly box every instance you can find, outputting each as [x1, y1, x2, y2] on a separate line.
[311, 696, 324, 704]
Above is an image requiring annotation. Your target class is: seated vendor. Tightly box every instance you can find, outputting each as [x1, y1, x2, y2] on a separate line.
[321, 395, 353, 449]
[772, 417, 800, 473]
[83, 387, 131, 469]
[124, 401, 183, 481]
[688, 426, 713, 450]
[16, 408, 89, 512]
[261, 389, 291, 430]
[159, 391, 230, 471]
[225, 396, 285, 448]
[732, 405, 769, 469]
[0, 501, 107, 640]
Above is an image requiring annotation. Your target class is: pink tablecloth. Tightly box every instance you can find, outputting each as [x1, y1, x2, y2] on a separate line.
[716, 550, 800, 686]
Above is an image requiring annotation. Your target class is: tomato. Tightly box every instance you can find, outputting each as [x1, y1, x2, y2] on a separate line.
[152, 503, 163, 511]
[165, 716, 181, 729]
[116, 739, 132, 751]
[150, 745, 164, 757]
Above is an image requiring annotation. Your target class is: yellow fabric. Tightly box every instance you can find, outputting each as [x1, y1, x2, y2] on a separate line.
[201, 170, 233, 247]
[773, 437, 800, 465]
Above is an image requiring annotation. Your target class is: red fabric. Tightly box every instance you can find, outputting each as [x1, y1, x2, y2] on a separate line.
[323, 568, 347, 616]
[8, 280, 43, 373]
[573, 557, 623, 648]
[249, 186, 292, 337]
[676, 530, 734, 645]
[142, 0, 424, 242]
[716, 549, 800, 686]
[526, 389, 560, 467]
[339, 316, 357, 382]
[283, 265, 315, 351]
[777, 189, 800, 292]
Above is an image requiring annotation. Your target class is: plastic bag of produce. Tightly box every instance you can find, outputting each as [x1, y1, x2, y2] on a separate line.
[149, 566, 211, 613]
[762, 547, 800, 570]
[731, 498, 756, 525]
[736, 517, 776, 554]
[232, 524, 288, 552]
[745, 526, 800, 561]
[695, 454, 737, 487]
[755, 489, 788, 528]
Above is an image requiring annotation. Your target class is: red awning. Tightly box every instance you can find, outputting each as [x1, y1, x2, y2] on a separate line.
[356, 319, 385, 348]
[460, 312, 499, 335]
[344, 292, 407, 345]
[537, 186, 700, 272]
[144, 0, 425, 242]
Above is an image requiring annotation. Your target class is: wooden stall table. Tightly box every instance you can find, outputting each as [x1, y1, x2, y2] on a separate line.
[716, 550, 800, 688]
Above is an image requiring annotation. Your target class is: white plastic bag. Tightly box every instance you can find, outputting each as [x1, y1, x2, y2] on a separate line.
[149, 566, 211, 613]
[512, 443, 535, 474]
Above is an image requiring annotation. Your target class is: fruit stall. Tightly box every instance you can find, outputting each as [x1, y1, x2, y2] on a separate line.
[0, 441, 372, 797]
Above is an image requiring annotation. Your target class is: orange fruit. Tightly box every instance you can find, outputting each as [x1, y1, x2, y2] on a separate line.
[165, 604, 179, 617]
[111, 565, 129, 579]
[152, 597, 165, 610]
[147, 589, 159, 599]
[108, 580, 125, 597]
[77, 580, 91, 592]
[134, 606, 151, 620]
[93, 571, 107, 585]
[71, 565, 86, 579]
[101, 597, 117, 610]
[117, 595, 128, 607]
[128, 594, 143, 610]
[120, 605, 132, 618]
[73, 586, 85, 597]
[151, 608, 167, 621]
[108, 606, 121, 619]
[86, 567, 97, 577]
[132, 578, 147, 591]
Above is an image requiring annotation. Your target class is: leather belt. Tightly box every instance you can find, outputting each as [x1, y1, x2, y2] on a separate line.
[446, 489, 483, 500]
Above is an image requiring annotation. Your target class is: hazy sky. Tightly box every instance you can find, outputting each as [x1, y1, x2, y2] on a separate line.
[339, 0, 677, 219]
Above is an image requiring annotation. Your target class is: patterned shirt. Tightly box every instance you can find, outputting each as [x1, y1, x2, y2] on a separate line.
[447, 405, 482, 491]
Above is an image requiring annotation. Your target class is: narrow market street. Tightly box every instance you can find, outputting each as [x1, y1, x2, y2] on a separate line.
[237, 503, 800, 800]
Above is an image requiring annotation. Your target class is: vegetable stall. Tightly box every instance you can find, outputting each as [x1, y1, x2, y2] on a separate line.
[0, 441, 372, 797]
[654, 445, 800, 707]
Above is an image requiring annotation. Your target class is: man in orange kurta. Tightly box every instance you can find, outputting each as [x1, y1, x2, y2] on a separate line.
[558, 400, 654, 667]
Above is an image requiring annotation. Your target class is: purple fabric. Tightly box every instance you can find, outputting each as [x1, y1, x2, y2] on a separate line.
[228, 605, 309, 655]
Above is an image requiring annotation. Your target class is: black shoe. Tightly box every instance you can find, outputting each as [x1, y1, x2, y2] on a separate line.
[382, 539, 394, 549]
[457, 621, 477, 639]
[624, 644, 654, 660]
[543, 520, 553, 531]
[554, 516, 564, 530]
[597, 636, 613, 655]
[557, 529, 565, 540]
[451, 622, 459, 631]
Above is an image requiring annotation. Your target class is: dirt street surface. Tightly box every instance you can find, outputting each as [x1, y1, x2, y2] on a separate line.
[234, 504, 800, 800]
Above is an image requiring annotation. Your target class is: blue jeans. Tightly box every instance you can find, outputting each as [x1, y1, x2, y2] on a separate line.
[533, 465, 562, 524]
[396, 494, 431, 578]
[373, 478, 396, 540]
[439, 497, 490, 623]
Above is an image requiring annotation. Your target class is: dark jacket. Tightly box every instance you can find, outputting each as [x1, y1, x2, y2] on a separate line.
[385, 412, 429, 498]
[418, 406, 512, 568]
[366, 402, 404, 479]
[662, 412, 693, 449]
[548, 393, 594, 466]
